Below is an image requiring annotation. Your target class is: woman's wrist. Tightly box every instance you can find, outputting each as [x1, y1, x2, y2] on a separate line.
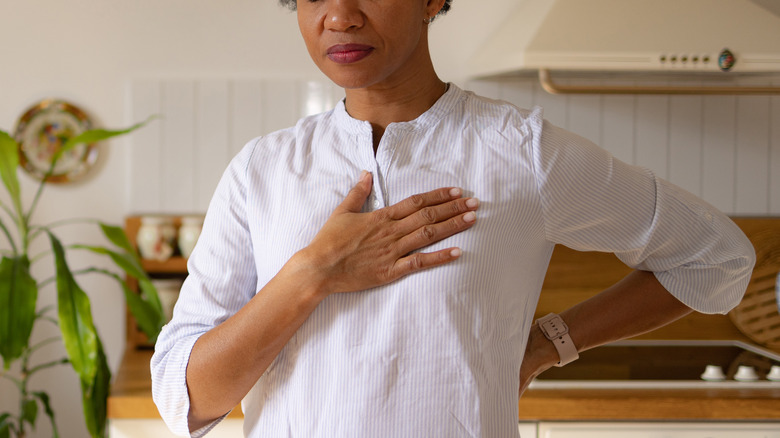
[525, 322, 562, 374]
[282, 248, 334, 302]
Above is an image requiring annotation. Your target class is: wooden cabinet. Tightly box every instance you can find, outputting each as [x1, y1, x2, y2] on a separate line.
[124, 215, 192, 349]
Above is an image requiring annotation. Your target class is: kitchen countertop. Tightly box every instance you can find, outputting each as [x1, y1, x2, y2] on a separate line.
[517, 387, 780, 421]
[108, 347, 780, 421]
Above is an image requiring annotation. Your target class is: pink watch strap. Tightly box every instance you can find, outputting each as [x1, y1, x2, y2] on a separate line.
[536, 313, 579, 367]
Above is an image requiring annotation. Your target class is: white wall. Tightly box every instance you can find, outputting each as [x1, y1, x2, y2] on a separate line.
[0, 1, 777, 437]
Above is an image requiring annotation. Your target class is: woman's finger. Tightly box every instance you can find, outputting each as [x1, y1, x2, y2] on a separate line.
[395, 196, 479, 236]
[389, 247, 463, 280]
[336, 171, 373, 214]
[394, 210, 477, 256]
[386, 187, 463, 220]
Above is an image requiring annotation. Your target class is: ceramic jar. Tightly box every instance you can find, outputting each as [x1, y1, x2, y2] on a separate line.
[178, 215, 204, 259]
[136, 215, 176, 261]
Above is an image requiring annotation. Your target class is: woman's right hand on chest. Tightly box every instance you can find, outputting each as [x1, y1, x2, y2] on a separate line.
[292, 170, 479, 297]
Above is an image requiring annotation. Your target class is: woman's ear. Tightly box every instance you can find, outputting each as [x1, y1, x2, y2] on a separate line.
[425, 0, 447, 19]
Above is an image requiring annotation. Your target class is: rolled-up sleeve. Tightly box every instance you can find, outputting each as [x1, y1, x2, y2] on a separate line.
[150, 140, 260, 436]
[529, 111, 756, 314]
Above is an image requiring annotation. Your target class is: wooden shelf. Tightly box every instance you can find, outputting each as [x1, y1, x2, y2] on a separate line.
[124, 215, 198, 349]
[141, 257, 188, 274]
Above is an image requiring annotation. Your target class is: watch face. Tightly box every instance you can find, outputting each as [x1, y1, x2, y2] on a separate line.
[14, 99, 98, 183]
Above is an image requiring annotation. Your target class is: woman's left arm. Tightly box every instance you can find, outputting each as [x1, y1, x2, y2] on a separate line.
[520, 114, 756, 395]
[519, 270, 691, 395]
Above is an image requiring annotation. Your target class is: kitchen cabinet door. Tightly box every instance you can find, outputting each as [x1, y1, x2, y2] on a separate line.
[538, 422, 780, 438]
[519, 421, 538, 438]
[109, 419, 243, 438]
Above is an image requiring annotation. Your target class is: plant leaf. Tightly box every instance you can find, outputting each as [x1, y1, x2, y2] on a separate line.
[138, 277, 163, 318]
[32, 391, 60, 438]
[0, 413, 12, 438]
[48, 232, 98, 384]
[0, 130, 21, 206]
[52, 117, 156, 169]
[98, 222, 135, 255]
[122, 279, 163, 342]
[96, 222, 165, 322]
[0, 256, 38, 369]
[72, 243, 164, 337]
[72, 244, 146, 280]
[80, 339, 110, 438]
[21, 398, 38, 430]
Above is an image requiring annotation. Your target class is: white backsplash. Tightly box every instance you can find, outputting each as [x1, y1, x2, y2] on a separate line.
[127, 78, 344, 214]
[127, 77, 780, 216]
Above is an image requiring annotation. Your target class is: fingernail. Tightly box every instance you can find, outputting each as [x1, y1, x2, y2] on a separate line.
[449, 188, 462, 197]
[465, 198, 479, 208]
[360, 170, 370, 181]
[463, 211, 476, 223]
[450, 248, 462, 257]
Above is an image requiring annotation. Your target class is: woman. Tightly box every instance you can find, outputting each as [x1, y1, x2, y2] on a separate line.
[152, 0, 756, 437]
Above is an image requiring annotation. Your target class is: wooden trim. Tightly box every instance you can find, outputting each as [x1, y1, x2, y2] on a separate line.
[519, 388, 780, 420]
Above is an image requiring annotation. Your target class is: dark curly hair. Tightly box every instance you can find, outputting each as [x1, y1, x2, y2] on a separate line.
[278, 0, 452, 17]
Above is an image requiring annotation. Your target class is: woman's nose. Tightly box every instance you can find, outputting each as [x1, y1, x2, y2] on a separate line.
[324, 0, 365, 31]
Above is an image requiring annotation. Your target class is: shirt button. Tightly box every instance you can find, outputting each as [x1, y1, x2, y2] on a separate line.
[372, 200, 381, 210]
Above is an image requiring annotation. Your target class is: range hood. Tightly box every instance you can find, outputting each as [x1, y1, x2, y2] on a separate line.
[468, 0, 780, 94]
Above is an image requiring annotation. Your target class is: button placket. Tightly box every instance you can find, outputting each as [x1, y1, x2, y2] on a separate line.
[356, 130, 383, 212]
[372, 129, 399, 210]
[370, 170, 386, 211]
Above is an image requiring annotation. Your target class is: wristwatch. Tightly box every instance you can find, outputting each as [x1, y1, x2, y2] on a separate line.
[536, 313, 579, 367]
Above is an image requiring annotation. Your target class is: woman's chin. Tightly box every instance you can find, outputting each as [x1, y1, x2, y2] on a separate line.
[318, 67, 388, 91]
[326, 76, 374, 90]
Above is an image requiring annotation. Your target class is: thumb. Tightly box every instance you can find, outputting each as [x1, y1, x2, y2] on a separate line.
[338, 170, 373, 213]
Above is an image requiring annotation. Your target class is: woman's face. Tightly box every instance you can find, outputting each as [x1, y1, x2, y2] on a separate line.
[297, 0, 442, 90]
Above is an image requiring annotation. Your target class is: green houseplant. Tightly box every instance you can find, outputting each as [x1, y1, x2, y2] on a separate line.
[0, 120, 164, 438]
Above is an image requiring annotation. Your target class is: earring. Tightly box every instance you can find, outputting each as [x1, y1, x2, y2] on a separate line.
[424, 17, 432, 24]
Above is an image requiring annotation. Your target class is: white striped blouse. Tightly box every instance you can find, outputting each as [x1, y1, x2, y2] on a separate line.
[151, 84, 755, 438]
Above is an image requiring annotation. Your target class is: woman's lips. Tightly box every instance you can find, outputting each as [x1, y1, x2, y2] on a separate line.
[327, 44, 374, 64]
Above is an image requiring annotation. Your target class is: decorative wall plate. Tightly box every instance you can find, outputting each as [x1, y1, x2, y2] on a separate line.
[13, 99, 98, 183]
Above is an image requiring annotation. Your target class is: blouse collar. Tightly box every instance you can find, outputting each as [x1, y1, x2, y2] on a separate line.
[333, 83, 466, 136]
